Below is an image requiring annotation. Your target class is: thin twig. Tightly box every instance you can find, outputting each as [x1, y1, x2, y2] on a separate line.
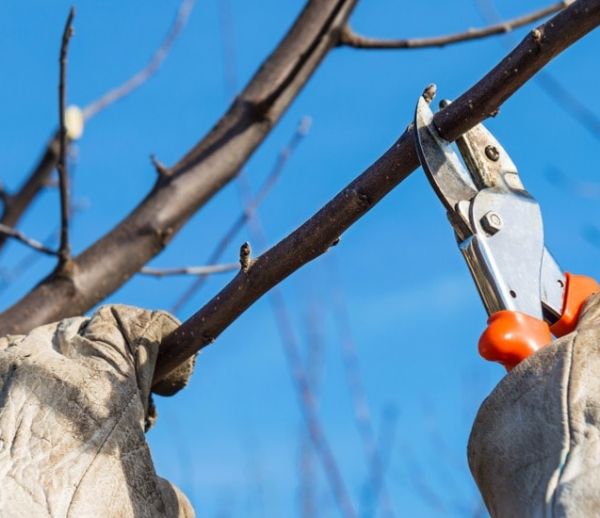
[81, 0, 196, 120]
[329, 258, 396, 518]
[476, 0, 600, 141]
[298, 301, 325, 518]
[57, 8, 75, 268]
[546, 167, 600, 199]
[0, 223, 58, 257]
[0, 0, 196, 257]
[339, 1, 569, 49]
[237, 177, 357, 518]
[170, 116, 311, 313]
[361, 405, 398, 517]
[0, 157, 83, 292]
[140, 263, 239, 277]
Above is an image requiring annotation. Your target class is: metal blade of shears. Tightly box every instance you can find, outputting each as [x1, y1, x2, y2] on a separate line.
[414, 97, 478, 220]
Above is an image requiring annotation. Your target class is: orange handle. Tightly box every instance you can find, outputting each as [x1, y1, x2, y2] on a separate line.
[478, 273, 600, 370]
[478, 310, 552, 371]
[550, 272, 600, 337]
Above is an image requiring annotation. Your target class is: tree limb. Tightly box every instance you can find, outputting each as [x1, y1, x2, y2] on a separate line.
[0, 224, 58, 257]
[476, 0, 600, 141]
[57, 8, 75, 268]
[0, 0, 359, 335]
[339, 1, 569, 49]
[0, 0, 196, 254]
[153, 0, 600, 383]
[170, 116, 311, 313]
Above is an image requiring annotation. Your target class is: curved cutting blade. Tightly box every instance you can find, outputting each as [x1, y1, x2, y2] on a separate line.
[414, 96, 478, 214]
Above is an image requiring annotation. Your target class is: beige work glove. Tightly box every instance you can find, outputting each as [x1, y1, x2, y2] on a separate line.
[0, 304, 195, 517]
[468, 293, 600, 517]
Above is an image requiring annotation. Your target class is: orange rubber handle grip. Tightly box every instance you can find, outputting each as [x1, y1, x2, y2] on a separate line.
[478, 273, 600, 371]
[478, 310, 552, 371]
[550, 272, 600, 337]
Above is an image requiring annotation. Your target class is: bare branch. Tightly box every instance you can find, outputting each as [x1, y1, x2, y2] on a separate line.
[171, 116, 311, 313]
[0, 136, 60, 253]
[140, 263, 239, 277]
[339, 1, 569, 49]
[298, 301, 325, 518]
[81, 0, 196, 120]
[476, 0, 600, 141]
[0, 0, 195, 256]
[152, 0, 600, 382]
[56, 8, 75, 268]
[230, 152, 357, 518]
[0, 200, 87, 293]
[329, 261, 396, 517]
[0, 0, 358, 336]
[0, 224, 58, 257]
[270, 287, 357, 518]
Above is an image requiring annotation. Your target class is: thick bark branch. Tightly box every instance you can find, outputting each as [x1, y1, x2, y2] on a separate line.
[0, 136, 60, 251]
[339, 1, 568, 49]
[0, 0, 358, 335]
[154, 0, 600, 383]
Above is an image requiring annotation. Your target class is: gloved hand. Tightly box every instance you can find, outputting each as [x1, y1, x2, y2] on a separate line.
[468, 293, 600, 517]
[0, 304, 195, 517]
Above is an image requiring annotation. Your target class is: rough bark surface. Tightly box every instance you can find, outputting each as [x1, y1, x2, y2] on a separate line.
[0, 0, 358, 336]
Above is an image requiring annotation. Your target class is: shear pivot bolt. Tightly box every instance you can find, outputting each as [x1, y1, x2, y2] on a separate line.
[481, 211, 503, 235]
[485, 145, 500, 161]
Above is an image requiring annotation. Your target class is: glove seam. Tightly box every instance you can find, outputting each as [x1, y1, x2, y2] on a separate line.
[546, 332, 577, 517]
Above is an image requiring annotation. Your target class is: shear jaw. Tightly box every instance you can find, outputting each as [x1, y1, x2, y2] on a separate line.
[414, 94, 564, 322]
[456, 123, 524, 192]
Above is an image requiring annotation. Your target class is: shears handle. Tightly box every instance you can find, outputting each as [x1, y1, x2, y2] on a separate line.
[478, 273, 600, 371]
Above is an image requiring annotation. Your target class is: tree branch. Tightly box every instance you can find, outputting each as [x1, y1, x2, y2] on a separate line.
[476, 0, 600, 141]
[339, 1, 569, 49]
[0, 0, 196, 255]
[0, 0, 359, 335]
[0, 224, 58, 257]
[329, 261, 396, 517]
[81, 0, 196, 120]
[153, 0, 600, 383]
[170, 116, 311, 314]
[57, 8, 75, 268]
[140, 263, 239, 277]
[0, 136, 60, 252]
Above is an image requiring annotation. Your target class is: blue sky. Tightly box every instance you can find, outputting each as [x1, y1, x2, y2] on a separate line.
[1, 0, 599, 516]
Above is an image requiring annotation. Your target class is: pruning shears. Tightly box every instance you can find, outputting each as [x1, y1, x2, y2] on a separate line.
[413, 94, 600, 370]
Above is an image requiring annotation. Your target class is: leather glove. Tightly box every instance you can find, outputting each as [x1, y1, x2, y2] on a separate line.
[469, 293, 600, 517]
[0, 304, 195, 517]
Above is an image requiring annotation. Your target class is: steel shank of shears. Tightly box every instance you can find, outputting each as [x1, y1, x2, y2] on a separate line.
[413, 96, 565, 324]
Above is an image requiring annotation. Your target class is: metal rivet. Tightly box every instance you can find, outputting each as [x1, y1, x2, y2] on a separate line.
[485, 145, 500, 161]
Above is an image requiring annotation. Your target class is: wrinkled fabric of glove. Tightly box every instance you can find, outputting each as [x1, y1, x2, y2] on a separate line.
[469, 293, 600, 517]
[0, 304, 196, 517]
